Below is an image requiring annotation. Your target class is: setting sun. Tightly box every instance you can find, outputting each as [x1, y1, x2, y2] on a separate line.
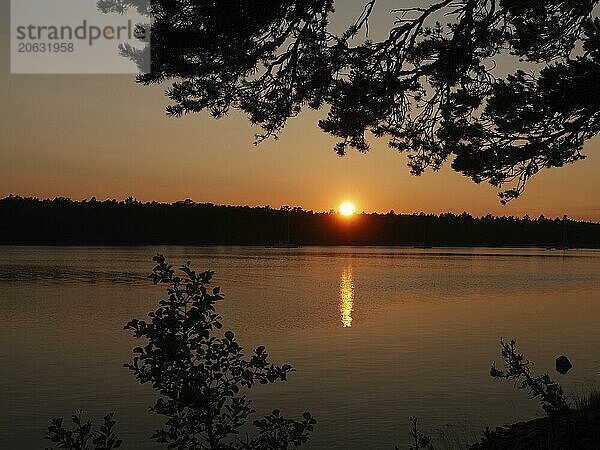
[339, 201, 357, 216]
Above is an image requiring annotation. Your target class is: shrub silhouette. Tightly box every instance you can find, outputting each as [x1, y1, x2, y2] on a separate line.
[45, 255, 315, 449]
[475, 340, 600, 448]
[397, 417, 433, 450]
[126, 254, 315, 449]
[45, 410, 121, 450]
[490, 338, 570, 416]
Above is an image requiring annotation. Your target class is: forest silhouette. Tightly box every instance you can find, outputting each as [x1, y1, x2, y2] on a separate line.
[1, 195, 598, 248]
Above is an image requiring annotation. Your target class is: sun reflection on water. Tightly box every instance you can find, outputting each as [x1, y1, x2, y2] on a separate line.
[339, 266, 354, 327]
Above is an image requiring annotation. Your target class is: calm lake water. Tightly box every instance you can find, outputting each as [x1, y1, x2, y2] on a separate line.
[1, 246, 600, 449]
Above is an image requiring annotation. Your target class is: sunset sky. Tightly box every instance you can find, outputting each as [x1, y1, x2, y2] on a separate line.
[1, 0, 599, 221]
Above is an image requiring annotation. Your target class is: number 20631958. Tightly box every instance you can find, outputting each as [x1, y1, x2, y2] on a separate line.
[18, 42, 75, 53]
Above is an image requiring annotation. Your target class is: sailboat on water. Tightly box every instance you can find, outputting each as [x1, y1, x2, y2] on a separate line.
[414, 218, 433, 249]
[269, 207, 300, 248]
[553, 216, 570, 250]
[272, 241, 300, 248]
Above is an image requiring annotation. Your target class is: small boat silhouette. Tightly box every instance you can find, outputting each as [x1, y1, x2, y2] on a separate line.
[271, 241, 300, 249]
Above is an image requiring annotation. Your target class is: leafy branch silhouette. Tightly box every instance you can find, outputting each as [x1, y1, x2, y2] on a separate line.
[490, 338, 570, 416]
[97, 0, 600, 202]
[45, 255, 315, 450]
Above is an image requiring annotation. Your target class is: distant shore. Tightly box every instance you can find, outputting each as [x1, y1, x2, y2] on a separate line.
[2, 196, 599, 248]
[1, 244, 600, 251]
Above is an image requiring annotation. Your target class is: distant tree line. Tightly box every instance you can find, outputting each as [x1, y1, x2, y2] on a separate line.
[1, 195, 598, 248]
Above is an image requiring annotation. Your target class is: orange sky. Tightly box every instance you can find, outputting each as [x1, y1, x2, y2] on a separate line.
[1, 1, 599, 221]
